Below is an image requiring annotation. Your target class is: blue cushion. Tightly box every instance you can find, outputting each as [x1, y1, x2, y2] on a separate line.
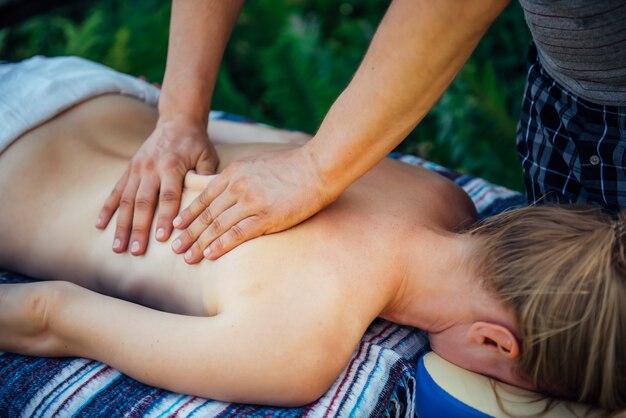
[415, 354, 492, 418]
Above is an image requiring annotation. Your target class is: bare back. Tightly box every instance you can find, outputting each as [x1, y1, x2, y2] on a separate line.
[0, 95, 476, 402]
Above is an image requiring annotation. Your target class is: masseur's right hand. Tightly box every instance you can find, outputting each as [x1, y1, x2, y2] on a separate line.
[96, 114, 219, 255]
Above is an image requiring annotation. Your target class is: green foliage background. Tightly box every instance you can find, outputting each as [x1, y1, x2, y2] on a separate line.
[0, 0, 531, 191]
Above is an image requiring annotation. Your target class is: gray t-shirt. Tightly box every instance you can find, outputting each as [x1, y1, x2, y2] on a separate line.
[518, 0, 626, 106]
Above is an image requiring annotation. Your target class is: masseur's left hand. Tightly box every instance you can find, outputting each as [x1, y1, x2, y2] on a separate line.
[171, 146, 336, 263]
[96, 114, 219, 255]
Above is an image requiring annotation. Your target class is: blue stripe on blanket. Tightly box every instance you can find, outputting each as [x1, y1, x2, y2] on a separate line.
[0, 146, 524, 418]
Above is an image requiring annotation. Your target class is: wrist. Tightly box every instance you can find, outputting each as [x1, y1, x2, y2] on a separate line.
[156, 111, 209, 133]
[298, 142, 344, 205]
[158, 83, 212, 125]
[9, 282, 75, 357]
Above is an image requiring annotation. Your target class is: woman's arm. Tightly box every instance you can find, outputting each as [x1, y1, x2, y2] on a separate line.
[0, 280, 338, 406]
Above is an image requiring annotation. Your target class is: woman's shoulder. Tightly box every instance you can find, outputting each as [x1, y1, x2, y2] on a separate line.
[360, 158, 477, 230]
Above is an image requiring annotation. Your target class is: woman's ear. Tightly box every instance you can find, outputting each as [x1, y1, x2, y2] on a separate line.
[468, 321, 520, 360]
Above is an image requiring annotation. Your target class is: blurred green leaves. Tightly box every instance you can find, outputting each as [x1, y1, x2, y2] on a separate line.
[0, 0, 530, 190]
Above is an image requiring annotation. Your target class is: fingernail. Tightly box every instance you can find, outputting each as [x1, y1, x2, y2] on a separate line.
[113, 238, 121, 250]
[184, 249, 193, 261]
[172, 239, 182, 251]
[131, 241, 140, 253]
[203, 247, 211, 258]
[156, 228, 165, 240]
[97, 216, 103, 226]
[173, 216, 182, 227]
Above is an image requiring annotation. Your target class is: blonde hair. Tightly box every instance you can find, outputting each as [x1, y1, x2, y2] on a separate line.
[468, 205, 626, 413]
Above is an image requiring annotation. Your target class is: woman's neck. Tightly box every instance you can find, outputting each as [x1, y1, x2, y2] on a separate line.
[379, 229, 487, 332]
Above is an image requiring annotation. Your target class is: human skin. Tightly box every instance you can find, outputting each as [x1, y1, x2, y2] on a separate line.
[96, 0, 244, 254]
[98, 0, 511, 261]
[0, 95, 527, 406]
[170, 0, 511, 260]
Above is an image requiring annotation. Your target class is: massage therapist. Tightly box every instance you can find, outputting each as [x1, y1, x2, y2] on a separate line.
[96, 0, 626, 262]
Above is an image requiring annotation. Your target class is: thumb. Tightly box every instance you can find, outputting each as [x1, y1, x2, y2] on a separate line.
[195, 151, 219, 175]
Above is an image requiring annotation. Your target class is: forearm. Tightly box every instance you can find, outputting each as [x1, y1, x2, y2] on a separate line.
[159, 0, 244, 124]
[0, 281, 324, 405]
[30, 282, 232, 399]
[306, 0, 509, 194]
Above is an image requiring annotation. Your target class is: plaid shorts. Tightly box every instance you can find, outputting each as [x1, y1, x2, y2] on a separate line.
[517, 44, 626, 212]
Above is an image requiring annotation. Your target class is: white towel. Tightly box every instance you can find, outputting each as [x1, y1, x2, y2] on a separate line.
[0, 55, 160, 154]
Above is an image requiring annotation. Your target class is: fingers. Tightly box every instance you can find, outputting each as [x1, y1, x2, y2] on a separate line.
[205, 218, 259, 261]
[154, 174, 184, 242]
[171, 195, 238, 263]
[127, 176, 160, 255]
[174, 174, 229, 229]
[101, 166, 185, 255]
[112, 177, 140, 253]
[177, 213, 259, 264]
[96, 170, 129, 229]
[194, 148, 219, 175]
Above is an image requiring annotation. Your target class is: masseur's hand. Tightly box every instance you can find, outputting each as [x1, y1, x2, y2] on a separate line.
[96, 114, 219, 255]
[171, 147, 335, 263]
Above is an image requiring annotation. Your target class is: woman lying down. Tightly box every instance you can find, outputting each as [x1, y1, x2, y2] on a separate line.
[0, 57, 623, 413]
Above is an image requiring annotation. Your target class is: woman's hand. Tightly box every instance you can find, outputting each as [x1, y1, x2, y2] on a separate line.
[170, 147, 336, 263]
[96, 114, 219, 255]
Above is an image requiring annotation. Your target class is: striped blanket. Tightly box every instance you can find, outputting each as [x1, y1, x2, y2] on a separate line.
[0, 155, 525, 418]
